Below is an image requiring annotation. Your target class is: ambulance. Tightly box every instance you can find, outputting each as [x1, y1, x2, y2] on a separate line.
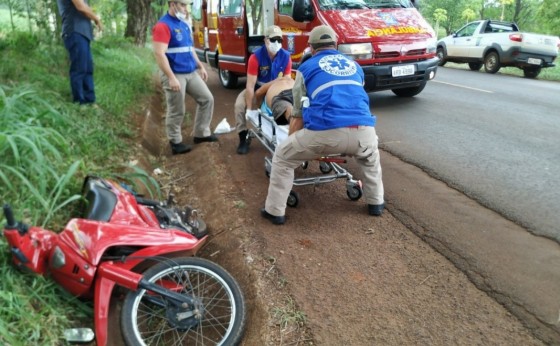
[190, 0, 438, 97]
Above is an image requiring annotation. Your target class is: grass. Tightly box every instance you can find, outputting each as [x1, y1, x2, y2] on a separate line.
[0, 29, 158, 345]
[272, 295, 307, 330]
[442, 61, 560, 80]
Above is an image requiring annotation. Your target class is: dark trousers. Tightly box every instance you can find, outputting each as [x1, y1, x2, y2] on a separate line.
[63, 32, 95, 104]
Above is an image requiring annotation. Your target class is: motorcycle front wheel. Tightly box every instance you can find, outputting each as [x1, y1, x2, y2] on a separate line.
[121, 257, 246, 346]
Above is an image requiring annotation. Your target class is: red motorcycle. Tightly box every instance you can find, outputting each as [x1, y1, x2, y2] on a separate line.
[2, 176, 246, 345]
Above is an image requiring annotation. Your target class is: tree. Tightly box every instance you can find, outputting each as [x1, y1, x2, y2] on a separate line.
[499, 0, 514, 20]
[125, 0, 152, 46]
[433, 8, 447, 37]
[462, 8, 476, 23]
[537, 0, 560, 34]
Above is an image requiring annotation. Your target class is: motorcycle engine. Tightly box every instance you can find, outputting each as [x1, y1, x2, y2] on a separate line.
[153, 205, 208, 239]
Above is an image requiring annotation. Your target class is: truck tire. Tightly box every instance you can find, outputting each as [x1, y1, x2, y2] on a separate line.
[523, 67, 541, 79]
[391, 83, 426, 97]
[436, 47, 446, 66]
[468, 62, 482, 71]
[483, 52, 501, 74]
[219, 67, 238, 89]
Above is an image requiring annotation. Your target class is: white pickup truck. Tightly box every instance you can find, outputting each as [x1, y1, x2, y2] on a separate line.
[436, 20, 559, 78]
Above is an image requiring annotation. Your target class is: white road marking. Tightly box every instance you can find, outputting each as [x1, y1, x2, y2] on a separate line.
[433, 80, 494, 93]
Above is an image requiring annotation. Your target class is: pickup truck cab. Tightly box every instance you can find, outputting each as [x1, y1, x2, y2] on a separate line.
[437, 20, 558, 78]
[191, 0, 439, 97]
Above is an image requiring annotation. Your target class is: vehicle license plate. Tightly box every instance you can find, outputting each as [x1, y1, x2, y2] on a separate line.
[392, 65, 415, 77]
[528, 58, 542, 65]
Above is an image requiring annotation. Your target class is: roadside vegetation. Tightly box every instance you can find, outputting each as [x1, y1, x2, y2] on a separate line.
[0, 27, 156, 346]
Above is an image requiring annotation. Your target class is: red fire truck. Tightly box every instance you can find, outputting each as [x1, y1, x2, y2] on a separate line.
[190, 0, 438, 97]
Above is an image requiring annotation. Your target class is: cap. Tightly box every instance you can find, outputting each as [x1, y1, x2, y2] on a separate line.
[308, 25, 337, 45]
[265, 25, 283, 39]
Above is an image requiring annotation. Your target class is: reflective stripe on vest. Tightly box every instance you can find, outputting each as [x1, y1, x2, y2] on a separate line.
[166, 46, 193, 54]
[310, 80, 363, 100]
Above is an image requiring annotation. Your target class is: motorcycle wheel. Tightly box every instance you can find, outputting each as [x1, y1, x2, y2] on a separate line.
[121, 257, 246, 346]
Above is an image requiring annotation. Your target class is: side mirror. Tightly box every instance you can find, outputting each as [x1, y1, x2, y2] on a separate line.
[292, 0, 315, 22]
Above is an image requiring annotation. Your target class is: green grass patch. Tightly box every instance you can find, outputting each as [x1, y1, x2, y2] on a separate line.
[0, 31, 158, 345]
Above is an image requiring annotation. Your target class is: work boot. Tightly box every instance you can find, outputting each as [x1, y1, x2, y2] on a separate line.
[237, 130, 249, 155]
[193, 134, 219, 144]
[368, 203, 385, 216]
[170, 141, 192, 155]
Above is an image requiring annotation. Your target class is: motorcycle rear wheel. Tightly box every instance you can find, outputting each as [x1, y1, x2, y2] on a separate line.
[121, 257, 246, 346]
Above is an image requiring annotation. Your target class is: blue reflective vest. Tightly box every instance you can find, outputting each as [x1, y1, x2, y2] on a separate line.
[157, 14, 197, 74]
[254, 46, 290, 85]
[297, 49, 375, 130]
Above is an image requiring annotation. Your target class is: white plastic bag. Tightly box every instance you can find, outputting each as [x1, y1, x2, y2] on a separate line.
[214, 117, 235, 134]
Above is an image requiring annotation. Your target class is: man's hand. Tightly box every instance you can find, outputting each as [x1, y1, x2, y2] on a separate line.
[245, 109, 260, 120]
[169, 76, 181, 92]
[198, 65, 208, 81]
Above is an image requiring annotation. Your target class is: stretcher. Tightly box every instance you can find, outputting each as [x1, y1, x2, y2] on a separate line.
[246, 103, 363, 207]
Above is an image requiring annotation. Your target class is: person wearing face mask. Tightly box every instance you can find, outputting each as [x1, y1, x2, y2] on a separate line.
[153, 0, 217, 155]
[234, 25, 292, 155]
[261, 25, 385, 225]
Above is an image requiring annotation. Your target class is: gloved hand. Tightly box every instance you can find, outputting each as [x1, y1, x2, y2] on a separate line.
[245, 109, 260, 120]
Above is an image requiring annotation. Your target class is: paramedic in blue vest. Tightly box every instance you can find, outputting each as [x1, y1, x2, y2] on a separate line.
[153, 0, 217, 155]
[235, 25, 292, 155]
[261, 25, 385, 225]
[57, 0, 103, 105]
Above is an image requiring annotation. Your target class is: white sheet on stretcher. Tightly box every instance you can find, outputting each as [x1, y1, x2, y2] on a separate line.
[247, 105, 289, 145]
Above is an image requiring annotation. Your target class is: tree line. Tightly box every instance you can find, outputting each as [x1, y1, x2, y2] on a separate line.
[0, 0, 558, 45]
[421, 0, 560, 37]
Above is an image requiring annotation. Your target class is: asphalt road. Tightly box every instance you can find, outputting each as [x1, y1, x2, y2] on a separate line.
[371, 67, 560, 242]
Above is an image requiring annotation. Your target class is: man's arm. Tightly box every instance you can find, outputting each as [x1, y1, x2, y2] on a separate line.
[71, 0, 103, 30]
[191, 50, 208, 81]
[153, 39, 181, 92]
[288, 71, 306, 135]
[254, 82, 273, 109]
[245, 73, 258, 110]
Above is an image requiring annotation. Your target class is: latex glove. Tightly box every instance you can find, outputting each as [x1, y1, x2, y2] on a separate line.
[245, 109, 260, 120]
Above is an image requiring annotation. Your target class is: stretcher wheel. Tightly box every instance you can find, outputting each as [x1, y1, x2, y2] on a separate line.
[319, 161, 332, 174]
[347, 185, 363, 201]
[287, 190, 299, 208]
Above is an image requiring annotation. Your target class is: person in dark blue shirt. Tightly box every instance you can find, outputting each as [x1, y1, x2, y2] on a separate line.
[57, 0, 103, 105]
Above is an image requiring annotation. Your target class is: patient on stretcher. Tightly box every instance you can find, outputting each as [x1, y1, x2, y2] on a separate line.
[254, 75, 294, 125]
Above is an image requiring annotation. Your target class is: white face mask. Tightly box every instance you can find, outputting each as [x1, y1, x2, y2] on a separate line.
[268, 41, 282, 54]
[176, 11, 187, 22]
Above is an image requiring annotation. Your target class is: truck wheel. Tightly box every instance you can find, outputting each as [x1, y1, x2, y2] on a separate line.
[219, 68, 238, 89]
[468, 62, 482, 71]
[523, 67, 541, 79]
[436, 47, 446, 66]
[391, 83, 426, 97]
[483, 52, 501, 74]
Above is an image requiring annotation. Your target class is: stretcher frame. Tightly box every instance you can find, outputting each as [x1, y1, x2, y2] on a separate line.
[246, 106, 363, 207]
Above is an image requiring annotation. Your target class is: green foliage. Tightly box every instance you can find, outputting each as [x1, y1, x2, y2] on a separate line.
[0, 29, 159, 345]
[422, 0, 560, 35]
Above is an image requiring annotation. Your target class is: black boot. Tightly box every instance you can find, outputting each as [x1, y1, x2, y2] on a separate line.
[170, 141, 192, 155]
[237, 130, 249, 155]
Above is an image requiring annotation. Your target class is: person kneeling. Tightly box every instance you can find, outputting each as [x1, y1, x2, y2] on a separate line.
[260, 25, 385, 226]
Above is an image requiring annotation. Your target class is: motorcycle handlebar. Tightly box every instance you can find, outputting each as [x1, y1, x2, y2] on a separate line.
[3, 204, 17, 228]
[135, 197, 162, 207]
